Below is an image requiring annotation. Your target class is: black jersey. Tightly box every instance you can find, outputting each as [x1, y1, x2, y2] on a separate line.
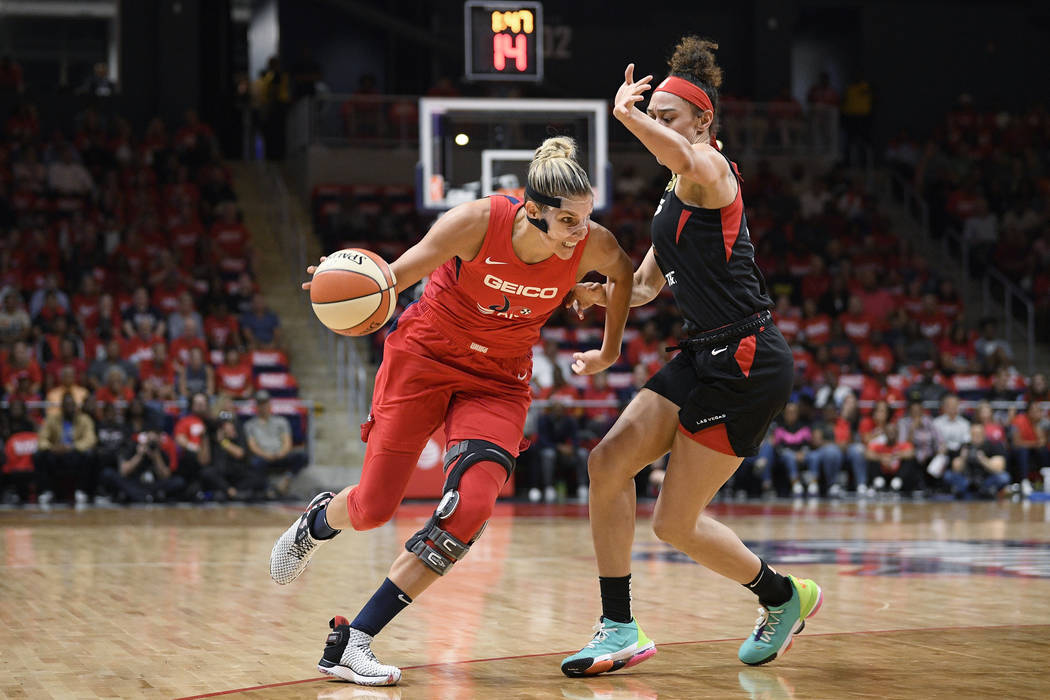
[650, 154, 772, 333]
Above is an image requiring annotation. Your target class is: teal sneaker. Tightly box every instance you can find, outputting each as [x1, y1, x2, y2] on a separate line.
[737, 575, 822, 666]
[561, 617, 657, 677]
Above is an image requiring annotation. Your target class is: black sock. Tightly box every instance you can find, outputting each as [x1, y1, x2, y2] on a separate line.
[599, 574, 632, 623]
[744, 560, 793, 608]
[309, 504, 340, 540]
[350, 578, 412, 637]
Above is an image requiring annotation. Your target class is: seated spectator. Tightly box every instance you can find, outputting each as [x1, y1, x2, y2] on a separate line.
[757, 402, 813, 496]
[866, 423, 921, 493]
[96, 366, 135, 405]
[138, 342, 176, 400]
[100, 426, 184, 504]
[216, 347, 253, 398]
[0, 290, 32, 345]
[122, 287, 166, 340]
[201, 410, 266, 501]
[1009, 402, 1047, 494]
[625, 320, 664, 373]
[245, 390, 307, 496]
[1, 399, 36, 440]
[167, 291, 203, 343]
[240, 294, 282, 350]
[907, 361, 948, 405]
[535, 396, 587, 503]
[929, 394, 971, 484]
[45, 366, 89, 417]
[48, 146, 94, 196]
[807, 402, 846, 496]
[974, 318, 1013, 373]
[93, 402, 128, 483]
[124, 319, 165, 365]
[897, 398, 938, 474]
[833, 393, 870, 493]
[3, 341, 42, 396]
[174, 393, 211, 488]
[33, 392, 98, 506]
[939, 322, 978, 374]
[44, 338, 87, 390]
[178, 346, 215, 397]
[944, 424, 1010, 499]
[204, 301, 240, 349]
[2, 427, 37, 504]
[579, 371, 618, 448]
[88, 339, 137, 389]
[1026, 373, 1050, 403]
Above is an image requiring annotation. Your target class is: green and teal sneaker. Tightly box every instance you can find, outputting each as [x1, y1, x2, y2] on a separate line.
[738, 575, 823, 666]
[561, 617, 657, 677]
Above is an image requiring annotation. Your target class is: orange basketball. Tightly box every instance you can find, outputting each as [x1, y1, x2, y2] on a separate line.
[309, 248, 398, 336]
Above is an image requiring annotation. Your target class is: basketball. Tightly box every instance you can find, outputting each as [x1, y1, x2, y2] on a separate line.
[309, 248, 397, 336]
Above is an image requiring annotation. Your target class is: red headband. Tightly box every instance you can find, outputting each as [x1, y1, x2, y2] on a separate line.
[654, 76, 714, 113]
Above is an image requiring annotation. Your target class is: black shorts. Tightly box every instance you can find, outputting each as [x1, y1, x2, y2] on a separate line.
[644, 323, 794, 457]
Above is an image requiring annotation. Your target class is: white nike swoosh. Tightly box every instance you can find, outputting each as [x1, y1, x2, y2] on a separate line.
[484, 257, 508, 265]
[517, 371, 529, 381]
[711, 346, 728, 355]
[397, 593, 411, 605]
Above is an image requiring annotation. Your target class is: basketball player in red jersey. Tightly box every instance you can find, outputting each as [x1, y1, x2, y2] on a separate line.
[561, 38, 822, 677]
[269, 137, 633, 686]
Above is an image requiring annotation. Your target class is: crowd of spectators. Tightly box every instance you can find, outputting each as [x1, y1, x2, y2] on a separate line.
[0, 100, 308, 507]
[889, 96, 1050, 338]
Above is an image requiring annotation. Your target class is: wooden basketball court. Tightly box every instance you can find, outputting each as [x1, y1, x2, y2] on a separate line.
[2, 500, 1048, 699]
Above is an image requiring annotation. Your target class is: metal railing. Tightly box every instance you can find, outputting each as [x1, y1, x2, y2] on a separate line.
[886, 171, 1036, 373]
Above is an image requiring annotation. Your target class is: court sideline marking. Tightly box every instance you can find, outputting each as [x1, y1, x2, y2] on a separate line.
[174, 622, 1050, 699]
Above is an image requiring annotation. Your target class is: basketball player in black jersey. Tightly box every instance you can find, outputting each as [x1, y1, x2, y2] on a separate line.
[561, 37, 822, 677]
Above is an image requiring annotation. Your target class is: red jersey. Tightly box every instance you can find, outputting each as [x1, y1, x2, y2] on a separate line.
[418, 196, 588, 357]
[174, 414, 207, 449]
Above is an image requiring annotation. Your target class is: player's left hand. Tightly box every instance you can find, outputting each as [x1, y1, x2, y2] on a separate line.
[613, 63, 653, 121]
[571, 349, 616, 376]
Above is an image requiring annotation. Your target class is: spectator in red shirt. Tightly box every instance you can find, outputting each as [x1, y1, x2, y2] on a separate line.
[938, 322, 977, 374]
[138, 343, 176, 400]
[204, 301, 241, 349]
[216, 347, 253, 398]
[174, 392, 212, 484]
[171, 317, 208, 366]
[579, 371, 619, 449]
[72, 276, 103, 331]
[625, 320, 663, 370]
[839, 295, 877, 344]
[800, 298, 831, 349]
[3, 341, 42, 395]
[151, 269, 188, 315]
[858, 329, 896, 376]
[124, 320, 165, 365]
[96, 366, 135, 404]
[772, 294, 801, 345]
[866, 422, 920, 493]
[44, 338, 87, 389]
[1010, 402, 1047, 491]
[915, 294, 949, 339]
[210, 201, 251, 260]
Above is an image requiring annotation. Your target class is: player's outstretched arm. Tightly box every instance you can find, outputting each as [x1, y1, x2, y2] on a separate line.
[569, 226, 633, 375]
[564, 245, 664, 314]
[388, 198, 490, 293]
[299, 199, 490, 295]
[613, 62, 725, 186]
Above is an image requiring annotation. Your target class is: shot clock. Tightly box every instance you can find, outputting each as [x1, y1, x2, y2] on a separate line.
[464, 1, 544, 81]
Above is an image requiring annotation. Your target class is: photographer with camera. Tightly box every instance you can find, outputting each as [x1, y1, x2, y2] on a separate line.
[199, 411, 267, 501]
[100, 423, 184, 504]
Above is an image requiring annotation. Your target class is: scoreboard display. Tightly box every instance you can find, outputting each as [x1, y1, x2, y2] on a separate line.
[464, 1, 543, 82]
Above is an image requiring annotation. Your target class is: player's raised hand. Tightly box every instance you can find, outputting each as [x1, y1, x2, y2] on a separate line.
[301, 256, 327, 291]
[613, 63, 653, 121]
[563, 282, 607, 319]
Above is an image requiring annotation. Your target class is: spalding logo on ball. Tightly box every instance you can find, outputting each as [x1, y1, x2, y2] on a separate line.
[309, 248, 397, 336]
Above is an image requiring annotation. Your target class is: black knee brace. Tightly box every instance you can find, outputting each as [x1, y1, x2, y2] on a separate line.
[405, 439, 515, 575]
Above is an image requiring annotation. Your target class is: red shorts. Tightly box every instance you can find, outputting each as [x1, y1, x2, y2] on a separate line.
[354, 303, 532, 522]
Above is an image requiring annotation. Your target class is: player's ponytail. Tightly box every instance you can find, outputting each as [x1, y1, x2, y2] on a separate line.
[527, 136, 591, 205]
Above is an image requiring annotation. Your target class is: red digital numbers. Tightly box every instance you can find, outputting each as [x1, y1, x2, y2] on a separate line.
[493, 33, 528, 72]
